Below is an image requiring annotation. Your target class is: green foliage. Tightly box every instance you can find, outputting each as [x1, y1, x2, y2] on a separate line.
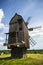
[0, 50, 43, 55]
[0, 50, 10, 54]
[27, 50, 43, 54]
[0, 54, 43, 65]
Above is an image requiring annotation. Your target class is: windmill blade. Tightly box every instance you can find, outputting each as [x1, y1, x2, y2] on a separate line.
[25, 17, 31, 26]
[30, 38, 36, 46]
[28, 26, 42, 31]
[29, 36, 37, 47]
[26, 17, 31, 23]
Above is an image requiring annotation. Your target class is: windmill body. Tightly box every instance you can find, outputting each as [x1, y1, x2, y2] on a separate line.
[5, 13, 30, 58]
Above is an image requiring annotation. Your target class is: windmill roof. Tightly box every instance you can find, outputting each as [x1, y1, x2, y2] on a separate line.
[9, 13, 23, 24]
[9, 13, 28, 29]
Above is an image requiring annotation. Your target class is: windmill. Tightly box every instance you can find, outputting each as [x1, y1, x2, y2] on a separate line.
[4, 13, 41, 58]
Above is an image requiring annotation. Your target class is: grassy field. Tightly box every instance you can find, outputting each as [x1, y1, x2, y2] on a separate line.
[0, 54, 43, 65]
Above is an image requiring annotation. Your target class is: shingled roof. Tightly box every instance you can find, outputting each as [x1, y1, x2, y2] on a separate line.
[9, 13, 23, 24]
[9, 13, 28, 30]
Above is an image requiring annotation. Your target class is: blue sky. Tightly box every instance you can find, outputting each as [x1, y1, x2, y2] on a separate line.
[0, 0, 43, 50]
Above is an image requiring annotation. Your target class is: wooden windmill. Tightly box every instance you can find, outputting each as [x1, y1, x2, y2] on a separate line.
[4, 13, 41, 58]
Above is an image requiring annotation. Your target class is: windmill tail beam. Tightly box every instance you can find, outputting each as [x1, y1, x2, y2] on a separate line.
[28, 26, 42, 31]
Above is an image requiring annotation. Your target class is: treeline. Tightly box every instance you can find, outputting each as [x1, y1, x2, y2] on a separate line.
[0, 50, 11, 54]
[27, 50, 43, 54]
[0, 50, 43, 54]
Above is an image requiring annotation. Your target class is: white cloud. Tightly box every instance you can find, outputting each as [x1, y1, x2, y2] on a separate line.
[3, 24, 9, 33]
[0, 43, 3, 46]
[0, 37, 4, 41]
[0, 42, 7, 50]
[0, 9, 4, 22]
[29, 26, 43, 37]
[0, 9, 5, 29]
[0, 9, 8, 48]
[0, 24, 9, 43]
[0, 41, 4, 46]
[0, 23, 5, 29]
[0, 9, 8, 31]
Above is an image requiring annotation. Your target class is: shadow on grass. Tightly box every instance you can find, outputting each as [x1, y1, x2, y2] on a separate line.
[0, 56, 12, 61]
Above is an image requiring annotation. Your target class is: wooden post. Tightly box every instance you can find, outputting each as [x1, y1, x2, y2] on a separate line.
[5, 34, 7, 43]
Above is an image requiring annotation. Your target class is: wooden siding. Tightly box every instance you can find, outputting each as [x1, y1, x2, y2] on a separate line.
[23, 22, 30, 48]
[9, 23, 19, 32]
[18, 31, 24, 42]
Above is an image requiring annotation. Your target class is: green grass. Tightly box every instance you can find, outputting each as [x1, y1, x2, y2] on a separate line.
[0, 54, 43, 65]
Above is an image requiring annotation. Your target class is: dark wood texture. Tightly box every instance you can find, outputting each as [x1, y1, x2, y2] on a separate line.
[11, 47, 27, 58]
